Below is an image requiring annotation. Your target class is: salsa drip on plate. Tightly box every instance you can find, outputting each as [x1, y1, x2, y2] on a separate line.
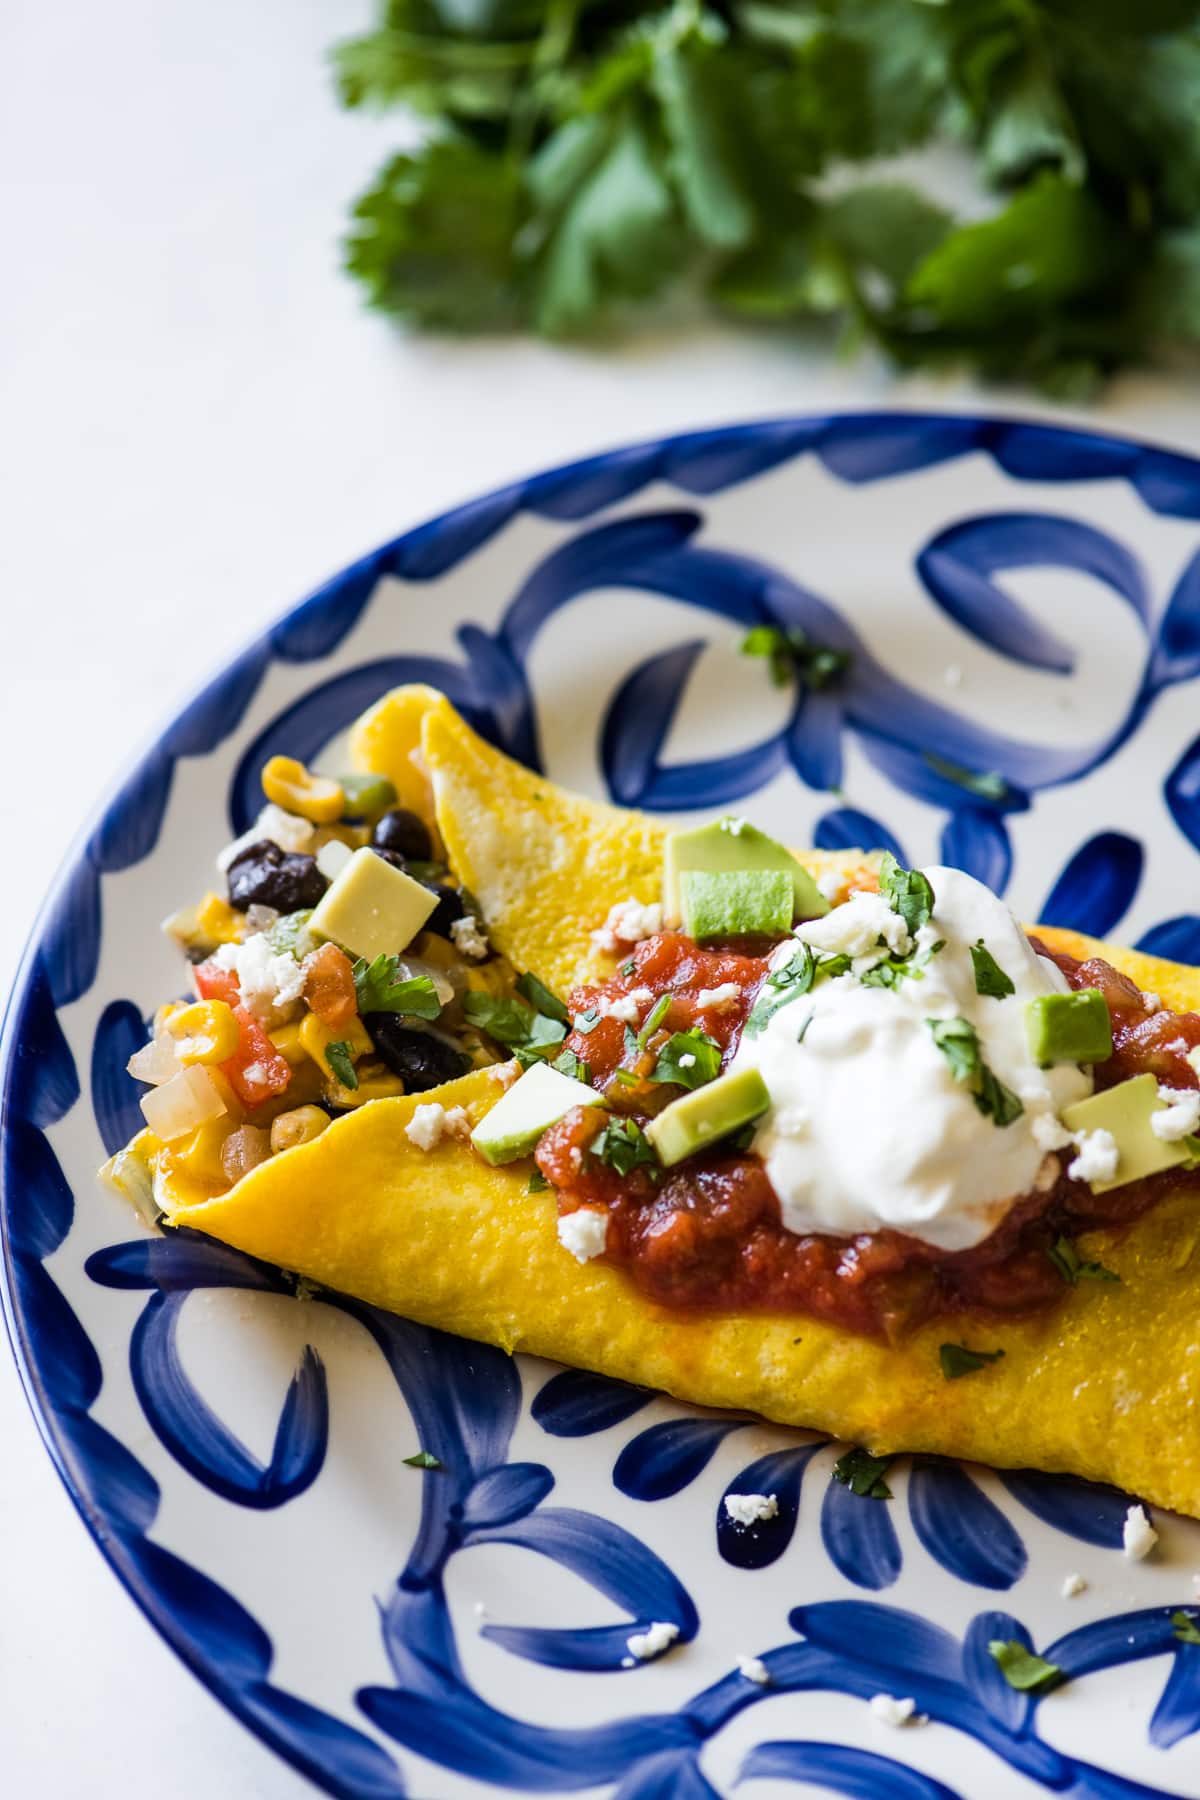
[536, 929, 1200, 1341]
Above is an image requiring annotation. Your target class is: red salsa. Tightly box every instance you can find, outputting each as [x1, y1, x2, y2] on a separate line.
[535, 930, 1200, 1340]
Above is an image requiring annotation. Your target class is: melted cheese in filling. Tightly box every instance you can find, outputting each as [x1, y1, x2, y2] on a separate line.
[730, 866, 1092, 1251]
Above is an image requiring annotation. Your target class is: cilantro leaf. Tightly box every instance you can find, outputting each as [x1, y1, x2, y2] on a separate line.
[970, 940, 1016, 1000]
[832, 1447, 893, 1500]
[516, 971, 569, 1023]
[878, 853, 935, 937]
[590, 1117, 658, 1177]
[403, 1450, 444, 1471]
[927, 1017, 1025, 1127]
[859, 937, 945, 990]
[650, 1028, 722, 1090]
[353, 954, 442, 1019]
[527, 1169, 550, 1194]
[636, 993, 673, 1046]
[940, 1343, 1005, 1380]
[1172, 1611, 1200, 1646]
[325, 1041, 359, 1090]
[464, 991, 566, 1054]
[988, 1640, 1064, 1694]
[1046, 1235, 1120, 1285]
[745, 943, 850, 1035]
[550, 1047, 591, 1084]
[740, 624, 852, 691]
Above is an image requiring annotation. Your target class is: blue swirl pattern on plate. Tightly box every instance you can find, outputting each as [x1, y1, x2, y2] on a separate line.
[5, 412, 1200, 1799]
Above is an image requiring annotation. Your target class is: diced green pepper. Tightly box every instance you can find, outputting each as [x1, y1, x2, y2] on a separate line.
[338, 772, 398, 819]
[1025, 989, 1112, 1068]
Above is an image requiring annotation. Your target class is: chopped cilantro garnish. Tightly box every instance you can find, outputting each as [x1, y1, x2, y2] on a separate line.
[550, 1047, 591, 1084]
[940, 1343, 1005, 1380]
[325, 1040, 359, 1089]
[590, 1117, 658, 1177]
[740, 624, 852, 691]
[620, 959, 636, 978]
[352, 953, 442, 1019]
[403, 1450, 444, 1471]
[573, 1007, 601, 1035]
[926, 754, 1010, 803]
[515, 971, 569, 1023]
[832, 1447, 893, 1500]
[1046, 1236, 1119, 1286]
[878, 852, 935, 938]
[464, 992, 566, 1057]
[859, 937, 945, 991]
[744, 943, 850, 1036]
[988, 1640, 1063, 1694]
[527, 1169, 550, 1193]
[970, 939, 1016, 1000]
[612, 1068, 639, 1087]
[926, 1016, 1024, 1126]
[636, 993, 673, 1047]
[1172, 1611, 1200, 1646]
[266, 910, 318, 961]
[650, 1028, 721, 1090]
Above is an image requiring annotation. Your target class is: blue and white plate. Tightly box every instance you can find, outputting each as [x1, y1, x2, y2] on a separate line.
[7, 411, 1200, 1800]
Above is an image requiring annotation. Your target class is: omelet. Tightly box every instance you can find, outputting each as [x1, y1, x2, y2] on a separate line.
[160, 688, 1200, 1517]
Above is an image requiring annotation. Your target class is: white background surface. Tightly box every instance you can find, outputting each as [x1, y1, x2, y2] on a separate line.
[3, 2, 1200, 1795]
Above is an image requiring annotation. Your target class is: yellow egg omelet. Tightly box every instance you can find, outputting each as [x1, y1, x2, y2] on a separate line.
[157, 687, 1200, 1518]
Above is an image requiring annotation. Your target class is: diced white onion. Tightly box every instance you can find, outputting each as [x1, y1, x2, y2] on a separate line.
[127, 1035, 182, 1086]
[316, 838, 354, 882]
[140, 1065, 227, 1141]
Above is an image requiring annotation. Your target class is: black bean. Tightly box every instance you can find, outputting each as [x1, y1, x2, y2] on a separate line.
[226, 841, 327, 913]
[372, 808, 433, 862]
[422, 883, 466, 939]
[363, 1017, 470, 1092]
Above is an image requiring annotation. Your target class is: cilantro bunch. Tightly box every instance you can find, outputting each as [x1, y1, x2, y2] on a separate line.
[334, 0, 1200, 393]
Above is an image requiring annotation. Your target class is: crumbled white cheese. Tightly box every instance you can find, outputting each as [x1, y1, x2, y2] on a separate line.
[405, 1103, 471, 1150]
[1151, 1086, 1200, 1142]
[944, 664, 964, 689]
[591, 898, 664, 953]
[240, 1061, 269, 1091]
[697, 983, 742, 1012]
[816, 870, 845, 903]
[1142, 991, 1163, 1013]
[451, 914, 490, 960]
[629, 987, 655, 1005]
[212, 933, 305, 1021]
[316, 838, 353, 882]
[796, 890, 913, 960]
[1123, 1503, 1158, 1561]
[722, 817, 748, 837]
[1061, 1572, 1087, 1598]
[724, 1492, 779, 1527]
[1067, 1127, 1119, 1185]
[736, 1655, 770, 1685]
[598, 995, 641, 1023]
[626, 1621, 679, 1662]
[557, 1209, 609, 1263]
[1032, 1112, 1074, 1152]
[216, 804, 315, 871]
[869, 1694, 919, 1728]
[488, 1060, 520, 1087]
[678, 1052, 697, 1069]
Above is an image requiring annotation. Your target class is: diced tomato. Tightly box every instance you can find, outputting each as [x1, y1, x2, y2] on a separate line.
[221, 1004, 291, 1109]
[302, 942, 358, 1028]
[194, 959, 241, 1007]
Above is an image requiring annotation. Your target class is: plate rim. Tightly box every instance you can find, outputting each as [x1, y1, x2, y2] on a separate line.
[5, 405, 1200, 1799]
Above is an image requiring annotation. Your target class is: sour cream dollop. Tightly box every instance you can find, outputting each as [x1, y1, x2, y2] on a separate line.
[729, 866, 1092, 1251]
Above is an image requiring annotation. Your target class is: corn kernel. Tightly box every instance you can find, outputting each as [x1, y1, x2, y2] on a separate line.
[465, 960, 515, 998]
[268, 1021, 308, 1067]
[166, 999, 240, 1065]
[270, 1105, 331, 1153]
[298, 1010, 372, 1080]
[324, 1059, 406, 1108]
[167, 1118, 234, 1184]
[195, 892, 246, 946]
[262, 755, 345, 825]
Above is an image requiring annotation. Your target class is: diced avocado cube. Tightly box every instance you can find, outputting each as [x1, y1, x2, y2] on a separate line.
[645, 1066, 770, 1168]
[471, 1061, 599, 1166]
[1061, 1073, 1193, 1193]
[663, 818, 829, 927]
[310, 847, 437, 962]
[1026, 989, 1112, 1068]
[681, 869, 793, 942]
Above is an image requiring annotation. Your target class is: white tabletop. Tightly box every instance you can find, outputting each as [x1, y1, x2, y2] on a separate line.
[3, 1, 1200, 1794]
